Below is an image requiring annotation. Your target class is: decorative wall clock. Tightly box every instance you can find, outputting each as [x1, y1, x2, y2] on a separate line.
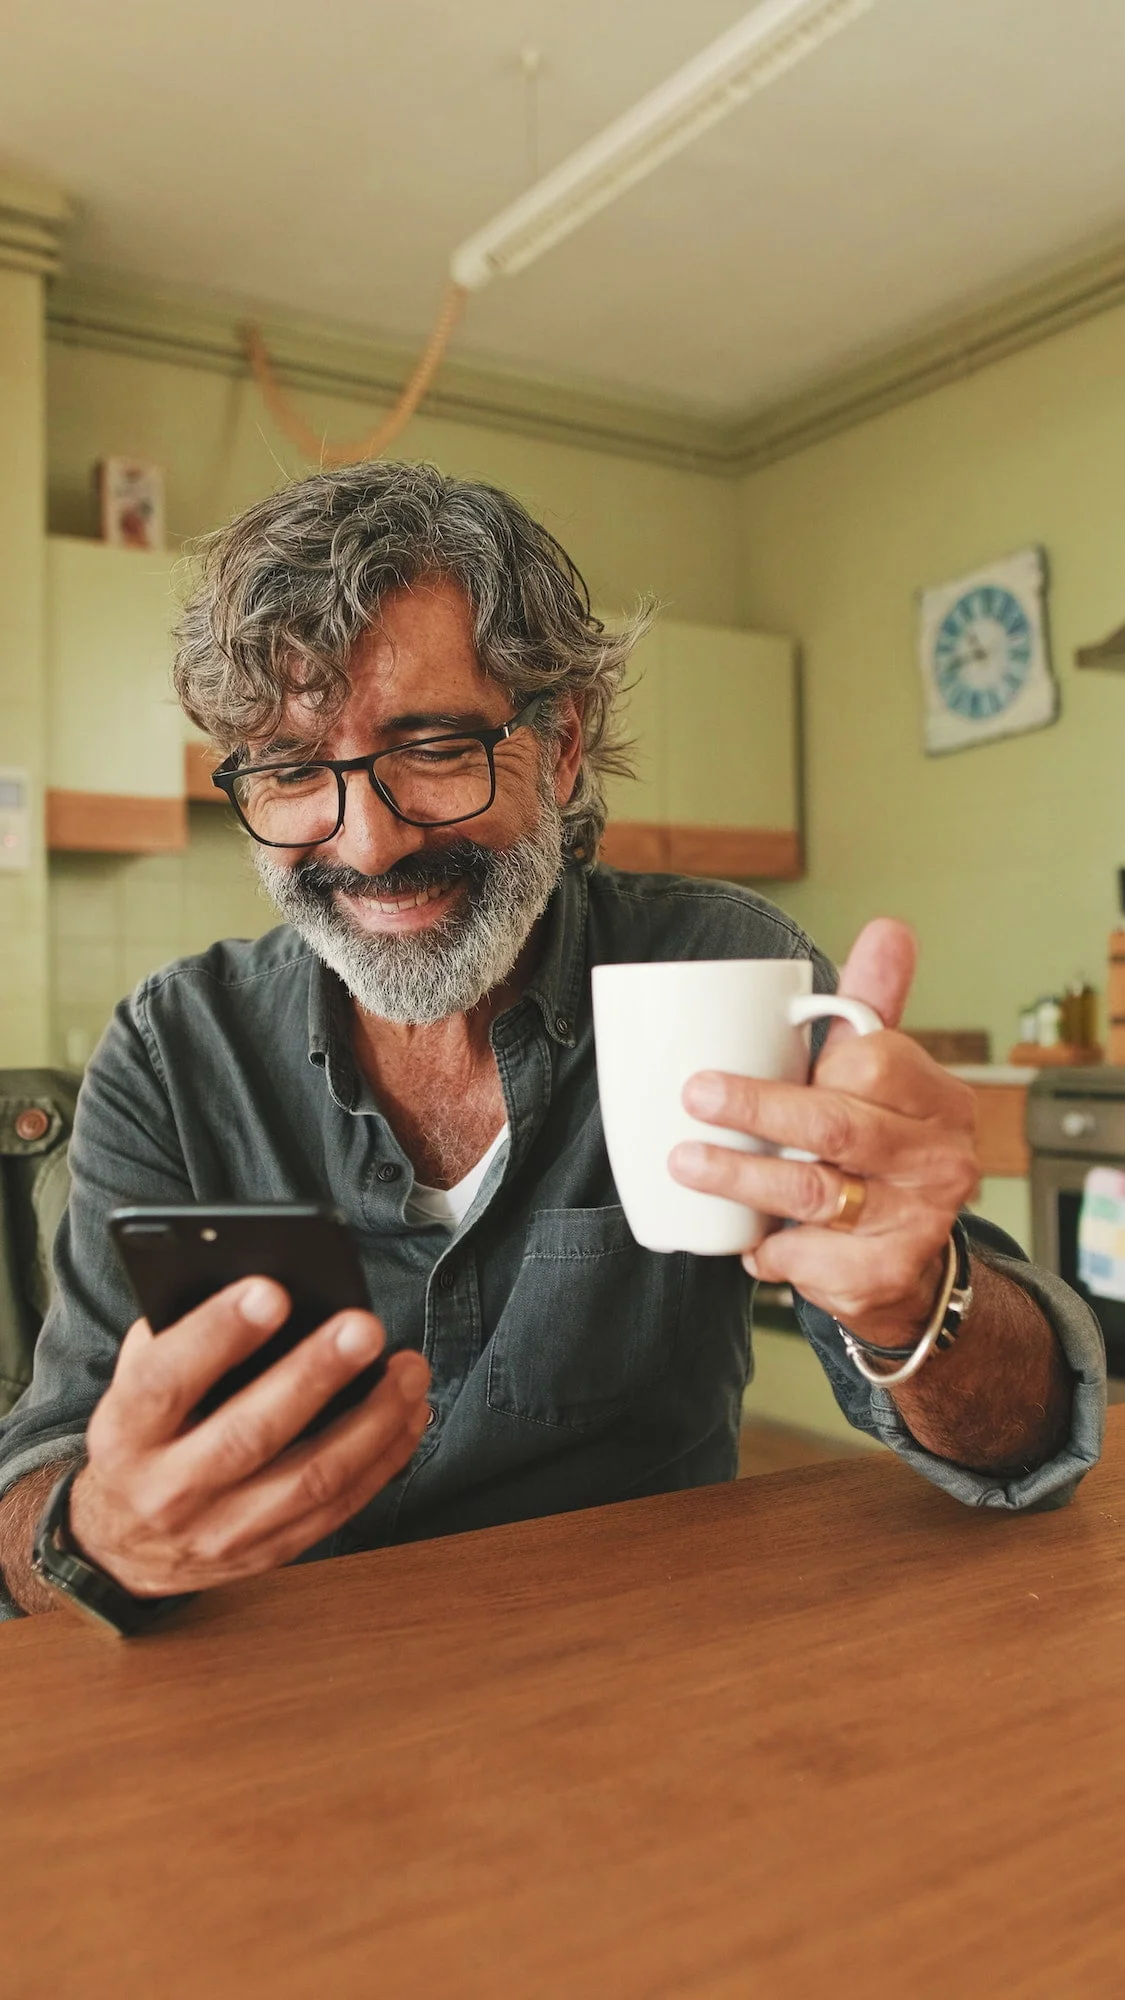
[916, 546, 1058, 755]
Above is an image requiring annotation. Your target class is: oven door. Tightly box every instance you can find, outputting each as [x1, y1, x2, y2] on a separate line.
[1031, 1153, 1125, 1377]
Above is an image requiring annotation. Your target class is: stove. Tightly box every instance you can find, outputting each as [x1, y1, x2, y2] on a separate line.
[1028, 1066, 1125, 1377]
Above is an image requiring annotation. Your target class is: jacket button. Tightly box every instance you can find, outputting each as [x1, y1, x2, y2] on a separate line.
[438, 1267, 456, 1291]
[425, 1404, 438, 1428]
[376, 1163, 401, 1183]
[555, 1015, 569, 1037]
[15, 1108, 49, 1142]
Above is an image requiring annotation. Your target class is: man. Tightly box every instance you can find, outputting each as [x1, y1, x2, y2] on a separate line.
[0, 463, 1104, 1627]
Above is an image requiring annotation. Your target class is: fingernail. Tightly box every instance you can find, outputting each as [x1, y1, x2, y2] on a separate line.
[685, 1072, 724, 1117]
[240, 1278, 285, 1326]
[335, 1315, 382, 1361]
[399, 1354, 429, 1399]
[742, 1253, 759, 1277]
[671, 1141, 709, 1177]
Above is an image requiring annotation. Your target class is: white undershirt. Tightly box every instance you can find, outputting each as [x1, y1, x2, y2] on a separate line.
[403, 1124, 510, 1232]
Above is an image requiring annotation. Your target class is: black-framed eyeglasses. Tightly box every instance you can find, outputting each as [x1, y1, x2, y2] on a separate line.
[212, 692, 551, 849]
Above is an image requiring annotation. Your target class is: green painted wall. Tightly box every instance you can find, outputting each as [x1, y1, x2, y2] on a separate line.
[738, 297, 1125, 1059]
[0, 265, 50, 1067]
[50, 807, 267, 1068]
[46, 342, 738, 623]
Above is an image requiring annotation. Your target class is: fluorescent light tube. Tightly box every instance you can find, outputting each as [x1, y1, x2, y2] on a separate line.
[450, 0, 875, 292]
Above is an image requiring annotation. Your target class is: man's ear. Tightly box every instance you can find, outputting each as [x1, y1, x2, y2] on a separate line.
[551, 695, 585, 807]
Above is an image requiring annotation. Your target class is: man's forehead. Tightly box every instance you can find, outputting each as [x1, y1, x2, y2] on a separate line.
[268, 584, 503, 751]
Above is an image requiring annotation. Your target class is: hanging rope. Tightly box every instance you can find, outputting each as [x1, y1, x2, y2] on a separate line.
[242, 278, 470, 467]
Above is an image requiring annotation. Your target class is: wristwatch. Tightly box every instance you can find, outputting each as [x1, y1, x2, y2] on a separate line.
[31, 1463, 192, 1638]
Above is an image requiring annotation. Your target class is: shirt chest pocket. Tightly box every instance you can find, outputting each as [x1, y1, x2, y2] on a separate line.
[486, 1206, 685, 1429]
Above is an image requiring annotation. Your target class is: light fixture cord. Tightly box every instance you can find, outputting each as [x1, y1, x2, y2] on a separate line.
[242, 278, 469, 466]
[521, 46, 542, 185]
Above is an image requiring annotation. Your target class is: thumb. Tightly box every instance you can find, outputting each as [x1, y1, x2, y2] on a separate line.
[831, 917, 918, 1038]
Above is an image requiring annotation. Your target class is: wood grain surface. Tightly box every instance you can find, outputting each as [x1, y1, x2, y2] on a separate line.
[600, 821, 804, 881]
[45, 788, 187, 853]
[3, 1411, 1124, 2000]
[971, 1079, 1030, 1177]
[183, 739, 223, 801]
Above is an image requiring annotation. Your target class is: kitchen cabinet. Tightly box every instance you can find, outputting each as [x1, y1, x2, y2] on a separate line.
[46, 537, 186, 852]
[44, 565, 800, 873]
[599, 615, 802, 880]
[184, 729, 222, 802]
[949, 1066, 1031, 1176]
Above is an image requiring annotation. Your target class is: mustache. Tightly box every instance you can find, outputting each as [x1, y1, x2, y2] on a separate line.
[292, 839, 492, 902]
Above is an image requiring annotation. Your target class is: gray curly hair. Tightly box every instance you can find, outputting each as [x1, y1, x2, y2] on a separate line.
[172, 461, 651, 861]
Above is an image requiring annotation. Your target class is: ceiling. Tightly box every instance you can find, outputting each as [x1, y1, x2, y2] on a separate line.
[4, 0, 1125, 419]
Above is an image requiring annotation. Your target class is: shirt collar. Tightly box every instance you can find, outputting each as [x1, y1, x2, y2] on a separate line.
[307, 955, 363, 1111]
[523, 862, 587, 1048]
[305, 860, 589, 1086]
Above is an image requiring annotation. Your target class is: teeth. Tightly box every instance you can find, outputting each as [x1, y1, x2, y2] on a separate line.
[373, 880, 451, 914]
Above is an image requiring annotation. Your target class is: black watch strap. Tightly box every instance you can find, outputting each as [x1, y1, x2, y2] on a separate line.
[31, 1464, 192, 1638]
[838, 1220, 975, 1364]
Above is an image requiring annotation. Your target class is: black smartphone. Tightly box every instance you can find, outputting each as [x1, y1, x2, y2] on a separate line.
[109, 1203, 386, 1429]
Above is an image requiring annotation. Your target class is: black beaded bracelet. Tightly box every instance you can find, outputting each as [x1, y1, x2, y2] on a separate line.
[836, 1221, 974, 1384]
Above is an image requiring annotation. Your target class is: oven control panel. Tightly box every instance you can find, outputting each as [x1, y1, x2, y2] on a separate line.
[1027, 1083, 1125, 1159]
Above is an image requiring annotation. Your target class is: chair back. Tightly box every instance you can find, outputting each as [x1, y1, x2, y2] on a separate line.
[0, 1070, 80, 1417]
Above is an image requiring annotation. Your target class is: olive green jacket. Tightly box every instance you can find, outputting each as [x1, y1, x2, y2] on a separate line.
[0, 1071, 78, 1418]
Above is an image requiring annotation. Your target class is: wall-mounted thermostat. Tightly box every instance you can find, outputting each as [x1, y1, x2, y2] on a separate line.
[0, 768, 32, 872]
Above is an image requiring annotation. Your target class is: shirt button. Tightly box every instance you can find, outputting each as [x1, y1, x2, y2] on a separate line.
[376, 1163, 401, 1183]
[15, 1108, 49, 1143]
[438, 1267, 456, 1291]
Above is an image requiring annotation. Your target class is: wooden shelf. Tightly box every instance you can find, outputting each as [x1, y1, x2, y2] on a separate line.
[185, 740, 223, 801]
[600, 821, 803, 881]
[1007, 1042, 1103, 1067]
[46, 789, 186, 853]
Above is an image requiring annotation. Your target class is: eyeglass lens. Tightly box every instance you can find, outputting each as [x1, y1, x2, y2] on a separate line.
[233, 737, 495, 843]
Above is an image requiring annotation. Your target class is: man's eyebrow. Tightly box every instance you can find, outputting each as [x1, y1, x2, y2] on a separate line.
[254, 712, 493, 759]
[257, 733, 319, 759]
[384, 710, 491, 733]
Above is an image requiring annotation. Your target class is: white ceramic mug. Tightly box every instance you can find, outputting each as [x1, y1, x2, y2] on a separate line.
[591, 958, 882, 1256]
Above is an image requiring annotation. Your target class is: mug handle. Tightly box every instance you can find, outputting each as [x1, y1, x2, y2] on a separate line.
[779, 994, 884, 1164]
[786, 993, 884, 1040]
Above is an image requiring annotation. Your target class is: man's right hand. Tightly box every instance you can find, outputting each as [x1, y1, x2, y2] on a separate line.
[67, 1277, 431, 1598]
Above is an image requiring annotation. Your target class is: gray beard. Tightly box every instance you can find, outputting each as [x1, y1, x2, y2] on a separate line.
[255, 802, 565, 1025]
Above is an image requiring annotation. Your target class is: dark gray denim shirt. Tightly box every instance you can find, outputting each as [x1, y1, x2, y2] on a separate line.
[0, 864, 1106, 1601]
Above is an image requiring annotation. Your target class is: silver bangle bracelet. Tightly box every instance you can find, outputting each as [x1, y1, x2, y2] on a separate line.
[836, 1235, 960, 1388]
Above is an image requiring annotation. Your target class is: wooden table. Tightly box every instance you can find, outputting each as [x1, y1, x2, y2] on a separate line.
[5, 1413, 1125, 2000]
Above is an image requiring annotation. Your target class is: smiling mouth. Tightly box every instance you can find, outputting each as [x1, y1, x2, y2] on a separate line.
[343, 878, 457, 918]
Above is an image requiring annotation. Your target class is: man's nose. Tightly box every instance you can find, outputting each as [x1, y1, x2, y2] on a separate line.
[329, 768, 428, 878]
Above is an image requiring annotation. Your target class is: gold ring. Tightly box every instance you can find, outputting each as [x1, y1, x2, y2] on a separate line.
[827, 1173, 868, 1232]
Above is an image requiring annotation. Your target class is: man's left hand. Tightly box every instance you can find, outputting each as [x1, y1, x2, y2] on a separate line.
[669, 919, 979, 1349]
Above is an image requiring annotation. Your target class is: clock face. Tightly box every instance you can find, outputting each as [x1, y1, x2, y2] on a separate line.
[932, 585, 1034, 720]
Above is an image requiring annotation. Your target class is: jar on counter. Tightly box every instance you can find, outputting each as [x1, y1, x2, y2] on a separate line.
[1036, 996, 1063, 1047]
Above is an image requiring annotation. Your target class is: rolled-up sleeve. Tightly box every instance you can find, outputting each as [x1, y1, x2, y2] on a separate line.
[0, 995, 192, 1501]
[794, 1212, 1106, 1512]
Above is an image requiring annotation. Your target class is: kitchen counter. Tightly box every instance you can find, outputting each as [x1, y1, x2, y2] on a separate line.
[947, 1063, 1038, 1085]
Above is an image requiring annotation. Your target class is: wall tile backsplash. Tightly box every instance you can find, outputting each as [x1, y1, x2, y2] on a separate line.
[49, 808, 272, 1066]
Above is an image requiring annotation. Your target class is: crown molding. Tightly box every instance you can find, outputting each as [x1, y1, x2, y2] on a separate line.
[728, 228, 1125, 471]
[44, 226, 1125, 478]
[0, 171, 71, 279]
[46, 269, 731, 475]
